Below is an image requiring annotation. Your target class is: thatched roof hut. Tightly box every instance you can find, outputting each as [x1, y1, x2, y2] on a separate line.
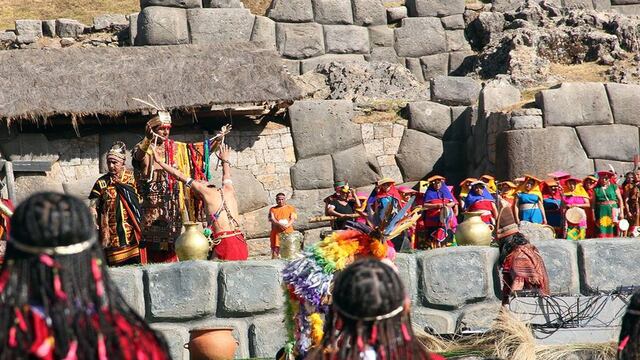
[0, 43, 303, 123]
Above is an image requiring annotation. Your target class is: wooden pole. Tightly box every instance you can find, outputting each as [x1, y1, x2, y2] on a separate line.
[5, 161, 16, 204]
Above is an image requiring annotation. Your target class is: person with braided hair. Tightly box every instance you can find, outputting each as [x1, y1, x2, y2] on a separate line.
[307, 258, 443, 360]
[619, 290, 640, 360]
[0, 192, 169, 359]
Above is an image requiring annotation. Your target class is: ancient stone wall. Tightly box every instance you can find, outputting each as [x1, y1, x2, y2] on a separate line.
[109, 238, 640, 359]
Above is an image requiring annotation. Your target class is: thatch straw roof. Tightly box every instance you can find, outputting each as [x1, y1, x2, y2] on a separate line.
[0, 43, 304, 122]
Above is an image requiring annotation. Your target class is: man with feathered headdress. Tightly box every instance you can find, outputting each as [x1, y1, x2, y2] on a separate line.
[90, 142, 143, 266]
[132, 108, 184, 263]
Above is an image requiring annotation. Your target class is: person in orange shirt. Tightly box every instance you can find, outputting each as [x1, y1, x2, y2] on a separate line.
[269, 193, 297, 259]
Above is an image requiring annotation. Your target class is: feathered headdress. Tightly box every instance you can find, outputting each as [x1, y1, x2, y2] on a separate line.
[106, 141, 127, 161]
[132, 96, 172, 128]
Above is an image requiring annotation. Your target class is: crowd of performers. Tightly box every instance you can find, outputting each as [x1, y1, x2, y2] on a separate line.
[320, 169, 639, 253]
[86, 108, 248, 267]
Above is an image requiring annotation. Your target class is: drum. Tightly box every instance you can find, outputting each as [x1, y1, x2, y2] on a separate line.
[619, 219, 630, 232]
[280, 231, 304, 260]
[565, 207, 586, 226]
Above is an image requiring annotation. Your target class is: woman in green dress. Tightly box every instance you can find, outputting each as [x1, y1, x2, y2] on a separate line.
[592, 171, 625, 238]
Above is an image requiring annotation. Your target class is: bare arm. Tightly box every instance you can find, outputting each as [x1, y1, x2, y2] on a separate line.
[133, 123, 155, 161]
[514, 196, 520, 224]
[539, 198, 547, 224]
[352, 189, 362, 209]
[152, 150, 207, 196]
[218, 144, 233, 192]
[617, 188, 625, 219]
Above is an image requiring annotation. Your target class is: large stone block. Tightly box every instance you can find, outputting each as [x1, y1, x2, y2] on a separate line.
[496, 128, 594, 180]
[289, 100, 361, 159]
[594, 159, 635, 174]
[613, 4, 640, 15]
[240, 206, 272, 238]
[150, 323, 189, 360]
[449, 51, 476, 76]
[136, 6, 189, 45]
[268, 0, 314, 22]
[447, 106, 471, 141]
[396, 129, 443, 181]
[387, 6, 408, 23]
[205, 0, 243, 7]
[441, 14, 464, 30]
[303, 227, 332, 247]
[394, 17, 446, 57]
[210, 168, 270, 213]
[128, 13, 139, 45]
[62, 175, 99, 201]
[578, 239, 640, 293]
[406, 0, 465, 16]
[93, 14, 129, 31]
[187, 8, 255, 44]
[537, 83, 614, 126]
[250, 16, 276, 49]
[352, 0, 387, 26]
[518, 221, 555, 241]
[420, 53, 449, 81]
[530, 239, 580, 295]
[141, 0, 203, 8]
[430, 76, 481, 106]
[445, 30, 470, 52]
[218, 261, 284, 316]
[606, 83, 640, 126]
[458, 301, 501, 330]
[332, 144, 381, 187]
[411, 307, 457, 334]
[491, 0, 524, 12]
[324, 25, 369, 54]
[369, 25, 394, 48]
[249, 314, 288, 358]
[480, 81, 521, 116]
[366, 47, 403, 64]
[108, 267, 146, 317]
[396, 253, 419, 303]
[289, 188, 336, 232]
[576, 125, 639, 162]
[291, 155, 334, 190]
[418, 246, 499, 308]
[55, 19, 86, 38]
[406, 58, 425, 83]
[300, 54, 366, 73]
[276, 22, 325, 59]
[145, 261, 218, 320]
[408, 101, 452, 138]
[312, 0, 354, 24]
[15, 20, 42, 37]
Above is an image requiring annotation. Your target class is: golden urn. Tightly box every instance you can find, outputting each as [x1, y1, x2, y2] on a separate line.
[455, 212, 494, 246]
[175, 222, 211, 261]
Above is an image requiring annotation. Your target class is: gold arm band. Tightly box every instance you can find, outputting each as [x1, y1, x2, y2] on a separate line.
[138, 138, 152, 153]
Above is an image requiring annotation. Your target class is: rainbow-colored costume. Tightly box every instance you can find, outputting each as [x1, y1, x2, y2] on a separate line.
[282, 197, 420, 356]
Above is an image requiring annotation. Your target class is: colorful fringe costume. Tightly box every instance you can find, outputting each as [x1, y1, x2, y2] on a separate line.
[282, 197, 420, 357]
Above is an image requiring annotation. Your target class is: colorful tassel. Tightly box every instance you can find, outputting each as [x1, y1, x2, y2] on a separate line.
[369, 323, 378, 345]
[8, 326, 16, 347]
[33, 337, 55, 358]
[53, 270, 68, 301]
[400, 323, 411, 342]
[63, 341, 78, 360]
[39, 254, 56, 268]
[0, 269, 10, 293]
[619, 335, 630, 351]
[309, 313, 324, 345]
[91, 258, 105, 297]
[357, 334, 364, 352]
[97, 334, 107, 360]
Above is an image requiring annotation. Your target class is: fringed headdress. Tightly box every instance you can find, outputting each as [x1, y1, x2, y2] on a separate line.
[106, 141, 127, 162]
[132, 96, 172, 128]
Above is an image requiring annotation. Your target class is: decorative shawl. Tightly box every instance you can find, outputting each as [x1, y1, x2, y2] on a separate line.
[516, 175, 543, 199]
[464, 187, 494, 210]
[563, 183, 590, 200]
[424, 183, 456, 203]
[458, 178, 477, 200]
[481, 175, 498, 194]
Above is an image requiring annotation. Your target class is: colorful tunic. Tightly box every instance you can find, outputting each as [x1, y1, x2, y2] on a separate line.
[543, 189, 563, 237]
[269, 205, 297, 249]
[89, 170, 143, 266]
[517, 193, 544, 224]
[594, 184, 620, 238]
[420, 185, 457, 249]
[464, 188, 495, 224]
[564, 196, 588, 240]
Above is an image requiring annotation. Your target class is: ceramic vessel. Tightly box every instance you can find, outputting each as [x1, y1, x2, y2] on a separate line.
[455, 211, 493, 246]
[186, 327, 238, 360]
[175, 222, 210, 261]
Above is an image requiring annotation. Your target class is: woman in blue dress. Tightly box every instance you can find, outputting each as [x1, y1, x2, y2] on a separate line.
[514, 175, 547, 225]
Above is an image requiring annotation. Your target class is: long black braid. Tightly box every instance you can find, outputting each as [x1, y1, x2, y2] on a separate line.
[498, 232, 529, 267]
[312, 258, 432, 360]
[619, 290, 640, 360]
[0, 192, 169, 359]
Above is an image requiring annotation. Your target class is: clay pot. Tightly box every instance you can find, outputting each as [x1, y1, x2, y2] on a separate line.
[186, 327, 238, 360]
[175, 222, 210, 261]
[455, 211, 494, 246]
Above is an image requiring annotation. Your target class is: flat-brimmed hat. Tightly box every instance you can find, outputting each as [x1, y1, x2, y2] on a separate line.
[377, 178, 395, 186]
[427, 175, 445, 183]
[470, 180, 486, 187]
[597, 170, 615, 178]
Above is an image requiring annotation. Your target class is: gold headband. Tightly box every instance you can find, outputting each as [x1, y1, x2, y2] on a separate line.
[10, 236, 97, 256]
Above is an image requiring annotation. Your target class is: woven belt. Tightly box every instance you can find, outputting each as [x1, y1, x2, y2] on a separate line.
[519, 203, 538, 210]
[597, 201, 616, 205]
